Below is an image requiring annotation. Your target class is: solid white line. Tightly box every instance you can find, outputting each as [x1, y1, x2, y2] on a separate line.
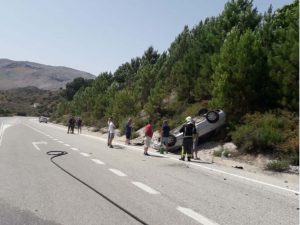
[71, 147, 79, 151]
[168, 157, 299, 194]
[109, 168, 127, 177]
[91, 159, 105, 165]
[80, 152, 90, 157]
[64, 144, 70, 147]
[131, 181, 160, 194]
[177, 206, 219, 225]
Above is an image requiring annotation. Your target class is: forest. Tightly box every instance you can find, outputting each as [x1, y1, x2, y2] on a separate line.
[52, 0, 299, 168]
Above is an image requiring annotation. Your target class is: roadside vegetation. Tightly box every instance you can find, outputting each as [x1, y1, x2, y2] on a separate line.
[0, 87, 61, 117]
[51, 0, 299, 170]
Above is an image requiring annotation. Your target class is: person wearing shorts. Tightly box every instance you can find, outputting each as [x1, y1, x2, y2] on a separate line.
[108, 118, 115, 148]
[144, 120, 153, 156]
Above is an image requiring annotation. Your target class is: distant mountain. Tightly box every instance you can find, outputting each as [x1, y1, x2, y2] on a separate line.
[0, 59, 95, 90]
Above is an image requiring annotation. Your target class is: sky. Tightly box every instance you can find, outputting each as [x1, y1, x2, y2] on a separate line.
[0, 0, 294, 75]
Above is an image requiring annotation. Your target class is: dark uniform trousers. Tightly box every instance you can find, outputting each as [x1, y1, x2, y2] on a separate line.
[181, 137, 193, 160]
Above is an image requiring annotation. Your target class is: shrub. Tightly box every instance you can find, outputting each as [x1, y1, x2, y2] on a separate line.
[231, 112, 298, 156]
[266, 160, 289, 172]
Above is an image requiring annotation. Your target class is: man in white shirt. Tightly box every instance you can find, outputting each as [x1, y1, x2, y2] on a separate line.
[108, 117, 115, 148]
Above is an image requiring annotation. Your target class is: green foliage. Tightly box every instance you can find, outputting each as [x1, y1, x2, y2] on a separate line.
[62, 77, 94, 101]
[268, 0, 299, 111]
[266, 160, 289, 172]
[211, 28, 268, 117]
[53, 0, 298, 166]
[108, 90, 137, 126]
[232, 111, 298, 158]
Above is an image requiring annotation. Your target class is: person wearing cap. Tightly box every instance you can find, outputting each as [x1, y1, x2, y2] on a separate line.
[179, 116, 197, 161]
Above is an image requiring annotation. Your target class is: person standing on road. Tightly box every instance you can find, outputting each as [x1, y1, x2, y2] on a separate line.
[144, 119, 153, 156]
[125, 118, 132, 145]
[179, 116, 196, 161]
[76, 117, 82, 134]
[192, 120, 200, 160]
[108, 117, 115, 148]
[67, 116, 76, 134]
[107, 117, 112, 146]
[160, 120, 170, 154]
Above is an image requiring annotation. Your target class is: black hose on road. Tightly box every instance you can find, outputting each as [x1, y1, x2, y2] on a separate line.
[46, 151, 148, 225]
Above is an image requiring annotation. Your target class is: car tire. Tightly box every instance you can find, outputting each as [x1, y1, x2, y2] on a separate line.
[198, 108, 209, 116]
[167, 134, 177, 147]
[206, 110, 219, 123]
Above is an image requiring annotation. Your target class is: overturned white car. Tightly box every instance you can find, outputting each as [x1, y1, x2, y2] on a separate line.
[153, 109, 226, 151]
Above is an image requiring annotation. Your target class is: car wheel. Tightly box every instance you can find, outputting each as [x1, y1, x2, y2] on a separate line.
[167, 134, 177, 147]
[206, 110, 219, 123]
[198, 108, 208, 116]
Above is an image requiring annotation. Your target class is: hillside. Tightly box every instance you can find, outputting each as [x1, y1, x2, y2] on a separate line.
[0, 59, 95, 90]
[0, 86, 61, 116]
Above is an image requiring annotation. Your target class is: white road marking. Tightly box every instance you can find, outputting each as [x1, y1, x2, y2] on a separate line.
[32, 141, 47, 151]
[58, 141, 64, 144]
[168, 157, 299, 194]
[71, 147, 79, 151]
[91, 159, 105, 165]
[109, 168, 127, 177]
[80, 152, 90, 157]
[0, 123, 12, 147]
[64, 144, 70, 147]
[131, 181, 160, 194]
[177, 206, 219, 225]
[25, 121, 299, 194]
[53, 139, 58, 141]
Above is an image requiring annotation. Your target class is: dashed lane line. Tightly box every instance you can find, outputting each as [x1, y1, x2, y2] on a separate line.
[91, 159, 105, 165]
[64, 144, 70, 147]
[109, 168, 127, 177]
[80, 152, 90, 157]
[71, 147, 79, 151]
[131, 181, 160, 195]
[177, 206, 219, 225]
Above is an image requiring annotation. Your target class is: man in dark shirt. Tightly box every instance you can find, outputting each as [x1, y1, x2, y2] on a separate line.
[161, 120, 170, 153]
[125, 118, 132, 145]
[179, 116, 196, 161]
[67, 116, 76, 134]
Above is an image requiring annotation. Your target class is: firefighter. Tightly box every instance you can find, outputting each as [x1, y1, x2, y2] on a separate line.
[179, 116, 196, 161]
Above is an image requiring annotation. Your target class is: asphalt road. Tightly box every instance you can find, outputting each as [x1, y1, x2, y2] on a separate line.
[0, 117, 298, 225]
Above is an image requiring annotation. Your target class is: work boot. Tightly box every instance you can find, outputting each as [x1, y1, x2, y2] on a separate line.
[187, 157, 191, 161]
[179, 157, 185, 161]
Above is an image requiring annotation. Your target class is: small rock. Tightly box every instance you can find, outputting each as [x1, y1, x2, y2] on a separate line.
[284, 180, 288, 183]
[233, 166, 243, 170]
